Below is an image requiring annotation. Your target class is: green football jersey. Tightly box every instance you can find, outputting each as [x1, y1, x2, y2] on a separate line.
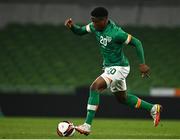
[86, 20, 130, 67]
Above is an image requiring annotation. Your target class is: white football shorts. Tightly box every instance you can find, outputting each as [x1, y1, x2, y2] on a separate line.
[101, 66, 130, 92]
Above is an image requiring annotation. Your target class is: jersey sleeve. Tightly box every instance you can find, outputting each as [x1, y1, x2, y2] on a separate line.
[70, 24, 88, 35]
[70, 22, 94, 35]
[85, 22, 95, 33]
[129, 36, 145, 64]
[115, 28, 132, 45]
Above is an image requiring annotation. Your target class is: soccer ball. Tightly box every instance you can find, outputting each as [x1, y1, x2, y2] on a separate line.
[57, 121, 75, 137]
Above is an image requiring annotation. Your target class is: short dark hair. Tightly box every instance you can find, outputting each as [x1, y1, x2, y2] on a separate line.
[91, 7, 108, 18]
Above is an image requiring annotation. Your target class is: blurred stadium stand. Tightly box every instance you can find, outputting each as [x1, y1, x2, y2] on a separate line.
[0, 0, 180, 5]
[0, 0, 180, 27]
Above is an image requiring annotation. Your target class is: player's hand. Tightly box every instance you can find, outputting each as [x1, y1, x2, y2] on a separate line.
[139, 64, 150, 78]
[65, 18, 73, 28]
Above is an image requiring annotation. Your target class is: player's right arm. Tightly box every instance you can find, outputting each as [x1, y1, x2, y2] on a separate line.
[65, 18, 89, 36]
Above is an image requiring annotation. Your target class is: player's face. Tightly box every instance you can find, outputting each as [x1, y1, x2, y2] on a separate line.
[91, 17, 108, 31]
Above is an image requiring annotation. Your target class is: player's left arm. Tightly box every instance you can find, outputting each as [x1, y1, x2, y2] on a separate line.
[127, 34, 150, 78]
[115, 30, 150, 77]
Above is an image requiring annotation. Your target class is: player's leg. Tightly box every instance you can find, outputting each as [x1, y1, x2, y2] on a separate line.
[109, 66, 162, 127]
[75, 76, 108, 135]
[113, 91, 153, 111]
[85, 76, 107, 125]
[112, 85, 162, 127]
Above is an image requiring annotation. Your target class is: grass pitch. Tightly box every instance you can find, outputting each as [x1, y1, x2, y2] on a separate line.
[0, 117, 180, 139]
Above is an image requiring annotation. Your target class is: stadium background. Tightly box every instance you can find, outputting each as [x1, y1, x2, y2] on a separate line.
[0, 0, 180, 119]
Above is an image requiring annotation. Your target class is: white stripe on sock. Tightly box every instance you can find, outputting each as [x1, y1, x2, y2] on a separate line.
[87, 104, 98, 111]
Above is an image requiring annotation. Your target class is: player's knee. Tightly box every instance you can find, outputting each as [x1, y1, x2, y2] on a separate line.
[114, 91, 127, 103]
[90, 82, 102, 92]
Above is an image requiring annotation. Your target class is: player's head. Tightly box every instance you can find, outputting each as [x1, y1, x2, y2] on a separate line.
[91, 7, 108, 31]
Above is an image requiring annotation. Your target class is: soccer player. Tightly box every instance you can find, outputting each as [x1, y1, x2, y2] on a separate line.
[65, 7, 162, 135]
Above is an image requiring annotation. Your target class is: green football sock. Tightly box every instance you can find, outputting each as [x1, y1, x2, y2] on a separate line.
[85, 110, 96, 125]
[85, 90, 99, 125]
[124, 93, 153, 111]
